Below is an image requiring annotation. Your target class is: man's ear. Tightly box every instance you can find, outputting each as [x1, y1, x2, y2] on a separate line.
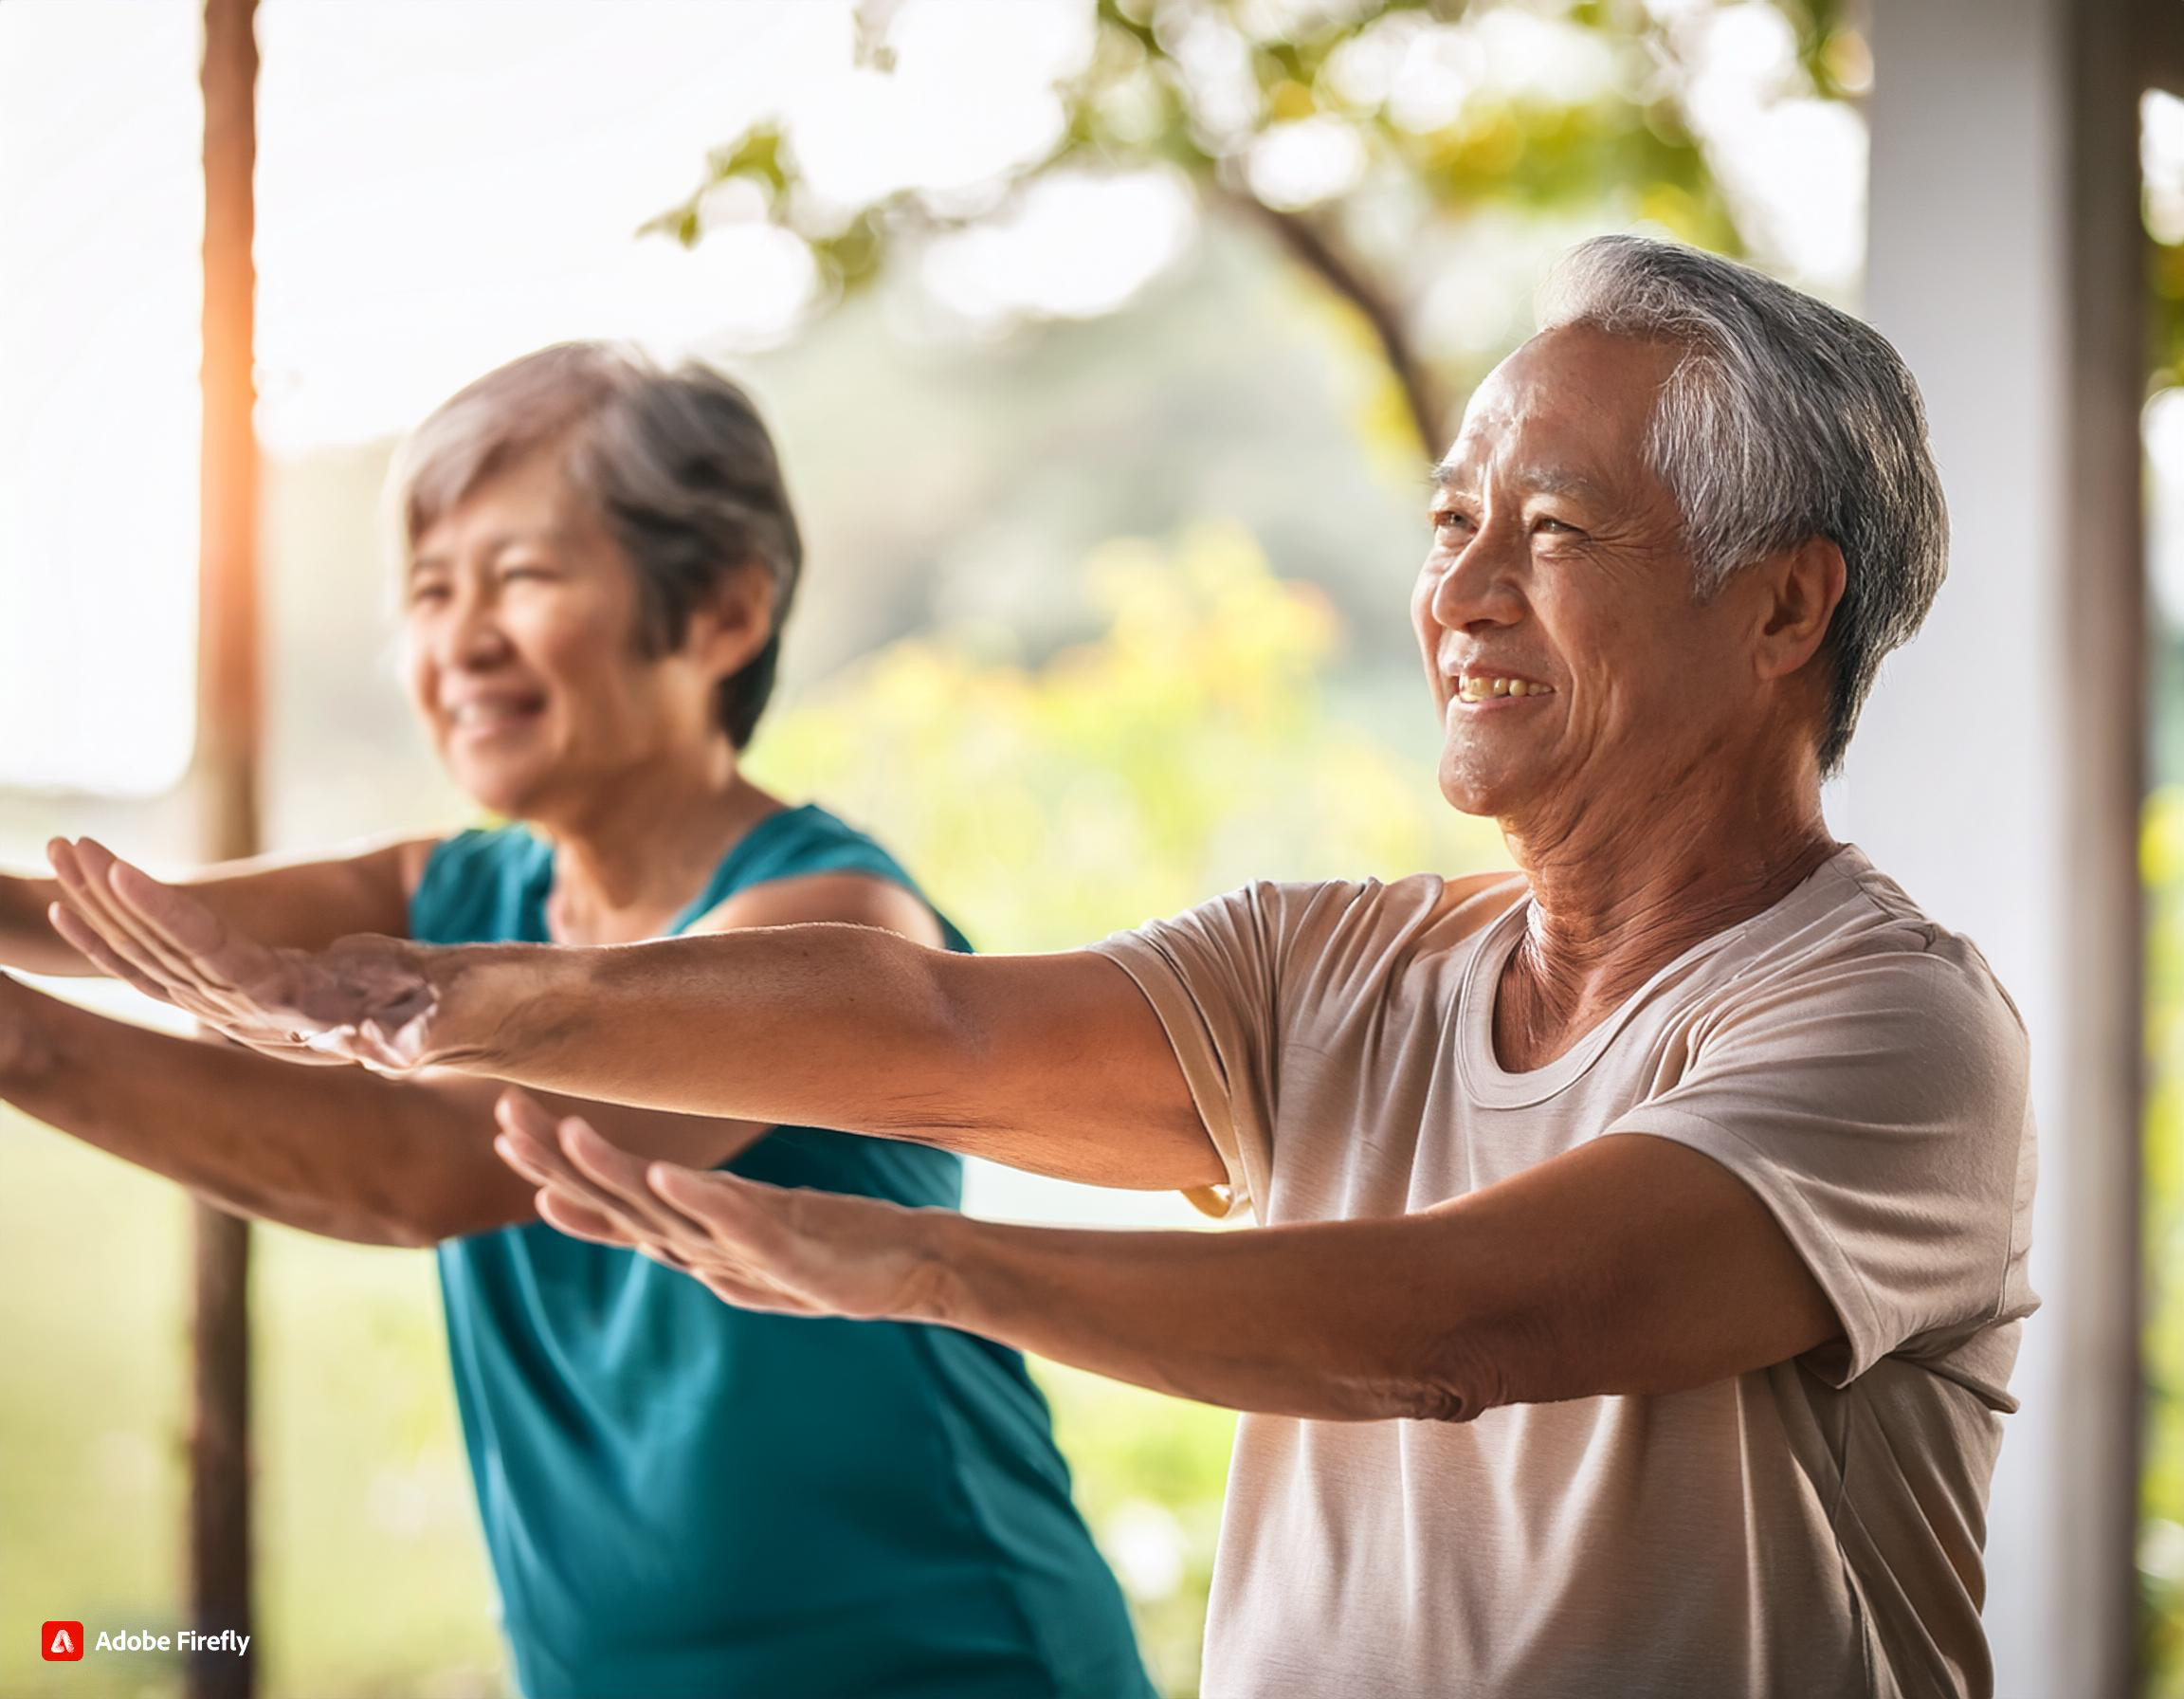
[1754, 538, 1847, 682]
[686, 563, 776, 682]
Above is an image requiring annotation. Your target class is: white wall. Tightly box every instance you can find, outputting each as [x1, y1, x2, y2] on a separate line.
[1851, 2, 2143, 1694]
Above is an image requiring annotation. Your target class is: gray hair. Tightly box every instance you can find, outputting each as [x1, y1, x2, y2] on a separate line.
[394, 343, 802, 749]
[1535, 235, 1947, 775]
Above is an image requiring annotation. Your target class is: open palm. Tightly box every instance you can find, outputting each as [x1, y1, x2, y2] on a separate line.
[46, 837, 438, 1071]
[492, 1089, 949, 1323]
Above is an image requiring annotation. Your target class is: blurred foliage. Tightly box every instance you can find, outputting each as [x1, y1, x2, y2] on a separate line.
[655, 0, 1866, 448]
[747, 521, 1504, 945]
[2157, 247, 2184, 394]
[2144, 100, 2184, 1699]
[2148, 789, 2184, 1694]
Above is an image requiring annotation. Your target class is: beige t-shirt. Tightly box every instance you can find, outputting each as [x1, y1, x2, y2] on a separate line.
[1093, 846, 2037, 1699]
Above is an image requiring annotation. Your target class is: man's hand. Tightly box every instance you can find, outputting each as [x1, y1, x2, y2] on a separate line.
[491, 1088, 952, 1321]
[47, 837, 439, 1071]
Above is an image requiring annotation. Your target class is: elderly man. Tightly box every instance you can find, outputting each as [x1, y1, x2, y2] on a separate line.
[49, 235, 2033, 1699]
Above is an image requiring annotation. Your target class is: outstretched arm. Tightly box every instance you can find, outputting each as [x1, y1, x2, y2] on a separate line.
[0, 873, 77, 976]
[49, 839, 1223, 1190]
[0, 836, 432, 977]
[0, 972, 774, 1245]
[496, 1100, 1842, 1420]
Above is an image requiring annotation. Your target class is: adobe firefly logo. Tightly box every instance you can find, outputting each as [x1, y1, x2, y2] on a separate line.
[42, 1621, 84, 1662]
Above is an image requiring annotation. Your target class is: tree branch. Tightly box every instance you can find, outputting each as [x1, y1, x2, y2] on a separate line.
[1214, 185, 1453, 458]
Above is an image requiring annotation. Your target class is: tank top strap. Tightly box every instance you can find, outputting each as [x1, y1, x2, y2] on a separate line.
[672, 804, 972, 951]
[409, 825, 555, 946]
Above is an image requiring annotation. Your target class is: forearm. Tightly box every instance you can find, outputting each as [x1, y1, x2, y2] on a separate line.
[413, 924, 1219, 1190]
[431, 925, 974, 1139]
[0, 982, 523, 1246]
[0, 872, 90, 976]
[893, 1135, 1844, 1417]
[913, 1212, 1495, 1423]
[426, 912, 1092, 1161]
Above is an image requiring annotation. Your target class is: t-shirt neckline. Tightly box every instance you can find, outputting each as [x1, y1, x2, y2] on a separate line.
[1454, 845, 1867, 1108]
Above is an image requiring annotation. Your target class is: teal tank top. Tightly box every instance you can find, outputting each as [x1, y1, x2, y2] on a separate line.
[412, 805, 1154, 1699]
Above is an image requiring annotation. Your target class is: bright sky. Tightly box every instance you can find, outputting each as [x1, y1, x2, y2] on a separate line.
[0, 0, 1108, 795]
[1, 0, 1864, 796]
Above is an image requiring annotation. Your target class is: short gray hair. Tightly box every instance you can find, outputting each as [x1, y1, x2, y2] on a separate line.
[394, 343, 802, 749]
[1536, 235, 1947, 775]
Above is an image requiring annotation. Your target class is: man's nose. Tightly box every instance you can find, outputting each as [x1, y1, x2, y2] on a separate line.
[1429, 524, 1525, 632]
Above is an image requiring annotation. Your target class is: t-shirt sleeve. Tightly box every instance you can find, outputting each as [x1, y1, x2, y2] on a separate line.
[1611, 932, 2034, 1386]
[1091, 882, 1310, 1221]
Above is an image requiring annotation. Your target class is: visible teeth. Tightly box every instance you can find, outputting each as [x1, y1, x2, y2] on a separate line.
[453, 702, 530, 727]
[1455, 676, 1554, 703]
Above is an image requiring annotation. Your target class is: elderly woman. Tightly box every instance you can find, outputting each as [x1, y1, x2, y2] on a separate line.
[1, 346, 1154, 1699]
[54, 238, 2035, 1699]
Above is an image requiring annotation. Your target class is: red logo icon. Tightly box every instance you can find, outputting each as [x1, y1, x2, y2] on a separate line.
[42, 1621, 84, 1661]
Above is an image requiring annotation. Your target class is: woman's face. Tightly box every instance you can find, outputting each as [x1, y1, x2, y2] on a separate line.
[402, 448, 742, 821]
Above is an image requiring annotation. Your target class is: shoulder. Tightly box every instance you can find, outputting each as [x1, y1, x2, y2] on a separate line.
[1709, 875, 2030, 1099]
[1258, 867, 1523, 947]
[1838, 927, 2029, 1072]
[1104, 868, 1521, 981]
[1792, 850, 2024, 1039]
[696, 804, 955, 949]
[693, 871, 944, 947]
[1838, 853, 2029, 1043]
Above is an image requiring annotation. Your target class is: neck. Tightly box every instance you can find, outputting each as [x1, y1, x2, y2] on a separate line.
[533, 738, 781, 941]
[1490, 743, 1835, 1064]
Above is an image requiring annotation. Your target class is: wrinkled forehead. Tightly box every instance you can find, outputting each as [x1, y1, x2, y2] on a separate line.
[1439, 325, 1680, 493]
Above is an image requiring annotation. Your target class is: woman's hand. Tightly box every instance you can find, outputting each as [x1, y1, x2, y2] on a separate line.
[46, 837, 441, 1072]
[492, 1088, 955, 1322]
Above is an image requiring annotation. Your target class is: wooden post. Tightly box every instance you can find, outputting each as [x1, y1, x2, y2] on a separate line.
[192, 1, 260, 1695]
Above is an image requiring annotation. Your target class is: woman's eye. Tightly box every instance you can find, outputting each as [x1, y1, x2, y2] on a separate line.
[500, 564, 553, 583]
[408, 582, 450, 606]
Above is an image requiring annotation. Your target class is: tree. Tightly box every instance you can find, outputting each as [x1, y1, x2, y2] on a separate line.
[652, 0, 1867, 456]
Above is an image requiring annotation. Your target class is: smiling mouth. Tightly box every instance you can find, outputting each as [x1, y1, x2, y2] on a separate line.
[447, 699, 545, 735]
[1454, 675, 1556, 704]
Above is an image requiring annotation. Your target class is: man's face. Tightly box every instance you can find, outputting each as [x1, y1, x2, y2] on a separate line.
[1412, 324, 1766, 830]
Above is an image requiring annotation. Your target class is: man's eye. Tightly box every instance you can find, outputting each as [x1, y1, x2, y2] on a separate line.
[1532, 516, 1578, 536]
[500, 564, 553, 582]
[1432, 509, 1474, 534]
[408, 582, 450, 605]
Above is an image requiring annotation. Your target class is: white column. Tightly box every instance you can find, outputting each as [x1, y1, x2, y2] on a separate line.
[1848, 3, 2142, 1695]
